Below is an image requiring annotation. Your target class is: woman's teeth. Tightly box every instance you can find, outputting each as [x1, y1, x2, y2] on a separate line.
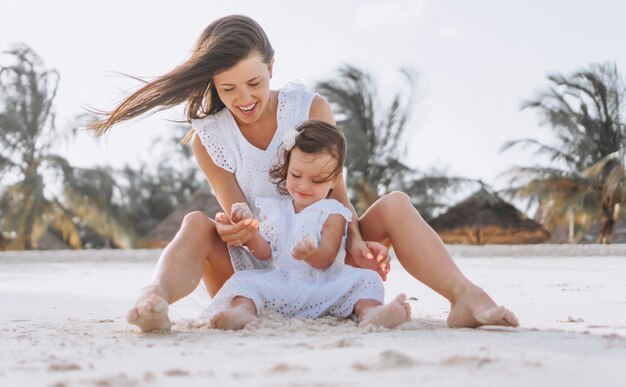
[239, 102, 256, 112]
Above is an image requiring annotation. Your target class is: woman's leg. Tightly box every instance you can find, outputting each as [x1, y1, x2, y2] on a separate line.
[210, 296, 258, 330]
[127, 211, 234, 332]
[355, 295, 411, 329]
[358, 192, 518, 328]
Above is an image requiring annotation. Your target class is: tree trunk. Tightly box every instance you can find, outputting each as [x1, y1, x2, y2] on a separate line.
[597, 203, 616, 244]
[353, 179, 379, 216]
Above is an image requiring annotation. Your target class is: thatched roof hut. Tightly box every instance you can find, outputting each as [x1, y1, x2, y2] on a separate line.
[139, 187, 222, 248]
[429, 188, 550, 245]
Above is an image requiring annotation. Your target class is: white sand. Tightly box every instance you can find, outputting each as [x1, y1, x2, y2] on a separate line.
[1, 245, 625, 386]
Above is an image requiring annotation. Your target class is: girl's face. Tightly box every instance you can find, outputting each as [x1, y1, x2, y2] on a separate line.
[286, 148, 340, 211]
[212, 53, 274, 127]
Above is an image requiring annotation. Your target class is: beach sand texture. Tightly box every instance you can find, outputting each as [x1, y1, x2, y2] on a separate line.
[1, 245, 625, 386]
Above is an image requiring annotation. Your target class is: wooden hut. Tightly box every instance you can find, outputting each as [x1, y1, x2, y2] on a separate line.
[429, 188, 550, 245]
[139, 187, 222, 248]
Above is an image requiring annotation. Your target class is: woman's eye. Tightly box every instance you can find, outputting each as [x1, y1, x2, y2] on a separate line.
[249, 82, 260, 87]
[291, 173, 301, 178]
[223, 88, 234, 92]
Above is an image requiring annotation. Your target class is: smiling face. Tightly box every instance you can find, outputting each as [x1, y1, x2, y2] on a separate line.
[212, 53, 274, 127]
[285, 148, 340, 212]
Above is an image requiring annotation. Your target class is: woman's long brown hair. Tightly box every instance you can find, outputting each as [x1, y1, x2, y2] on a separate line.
[89, 15, 274, 143]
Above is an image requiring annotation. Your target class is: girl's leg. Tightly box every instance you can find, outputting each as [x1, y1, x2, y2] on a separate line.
[210, 296, 258, 330]
[355, 295, 411, 329]
[358, 192, 519, 328]
[127, 211, 234, 332]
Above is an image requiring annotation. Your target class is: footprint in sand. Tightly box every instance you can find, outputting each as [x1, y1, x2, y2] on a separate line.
[352, 350, 417, 371]
[321, 337, 360, 348]
[439, 355, 493, 368]
[268, 363, 308, 373]
[163, 369, 191, 377]
[48, 362, 81, 371]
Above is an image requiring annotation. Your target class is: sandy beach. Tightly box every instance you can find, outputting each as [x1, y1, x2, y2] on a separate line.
[1, 245, 625, 386]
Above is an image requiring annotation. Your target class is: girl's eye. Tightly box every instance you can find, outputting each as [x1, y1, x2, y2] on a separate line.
[223, 88, 234, 92]
[249, 82, 260, 87]
[291, 173, 301, 178]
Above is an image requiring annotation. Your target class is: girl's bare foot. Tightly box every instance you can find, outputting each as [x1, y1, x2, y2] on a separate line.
[210, 303, 258, 330]
[358, 294, 411, 329]
[127, 286, 172, 332]
[447, 286, 519, 328]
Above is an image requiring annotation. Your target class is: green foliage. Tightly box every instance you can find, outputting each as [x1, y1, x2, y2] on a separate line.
[0, 44, 137, 249]
[315, 65, 468, 217]
[0, 45, 205, 250]
[502, 62, 626, 243]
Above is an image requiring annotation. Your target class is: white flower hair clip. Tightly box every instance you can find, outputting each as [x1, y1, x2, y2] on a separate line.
[281, 128, 300, 151]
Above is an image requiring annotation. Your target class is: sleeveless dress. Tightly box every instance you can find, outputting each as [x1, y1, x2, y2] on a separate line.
[200, 198, 384, 319]
[192, 81, 316, 271]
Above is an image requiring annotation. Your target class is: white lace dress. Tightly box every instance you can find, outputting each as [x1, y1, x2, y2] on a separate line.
[192, 81, 316, 271]
[200, 198, 384, 319]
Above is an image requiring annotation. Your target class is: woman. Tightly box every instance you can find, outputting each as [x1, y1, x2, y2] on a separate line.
[92, 15, 518, 332]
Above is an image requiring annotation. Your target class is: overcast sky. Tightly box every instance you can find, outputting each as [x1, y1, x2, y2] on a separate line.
[1, 0, 625, 189]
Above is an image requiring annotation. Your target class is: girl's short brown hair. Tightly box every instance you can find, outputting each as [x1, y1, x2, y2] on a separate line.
[269, 120, 346, 195]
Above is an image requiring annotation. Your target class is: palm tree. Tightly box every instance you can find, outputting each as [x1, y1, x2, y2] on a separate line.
[315, 65, 467, 217]
[0, 44, 135, 249]
[502, 62, 626, 243]
[315, 65, 416, 213]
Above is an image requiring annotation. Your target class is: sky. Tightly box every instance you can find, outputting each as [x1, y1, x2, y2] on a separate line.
[1, 0, 625, 190]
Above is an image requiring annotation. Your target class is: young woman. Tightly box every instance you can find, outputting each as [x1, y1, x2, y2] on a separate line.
[91, 15, 518, 332]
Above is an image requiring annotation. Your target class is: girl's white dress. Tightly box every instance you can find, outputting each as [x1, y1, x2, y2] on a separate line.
[200, 198, 384, 319]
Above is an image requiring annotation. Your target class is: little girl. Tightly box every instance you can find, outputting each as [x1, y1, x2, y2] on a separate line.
[201, 120, 411, 330]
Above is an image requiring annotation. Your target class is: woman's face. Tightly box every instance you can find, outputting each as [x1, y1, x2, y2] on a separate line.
[286, 148, 339, 211]
[212, 53, 273, 126]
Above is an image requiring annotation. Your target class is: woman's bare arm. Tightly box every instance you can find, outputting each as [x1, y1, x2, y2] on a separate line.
[191, 133, 259, 246]
[192, 133, 247, 216]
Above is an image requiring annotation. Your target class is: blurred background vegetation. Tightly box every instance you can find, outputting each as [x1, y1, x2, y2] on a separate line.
[1, 44, 624, 250]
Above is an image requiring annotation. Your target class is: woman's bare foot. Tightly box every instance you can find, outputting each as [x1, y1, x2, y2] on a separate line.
[358, 294, 411, 329]
[127, 286, 172, 333]
[210, 303, 258, 330]
[447, 286, 519, 328]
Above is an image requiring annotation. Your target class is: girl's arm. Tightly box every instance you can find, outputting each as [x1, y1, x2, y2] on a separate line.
[309, 96, 389, 279]
[292, 214, 345, 270]
[245, 230, 272, 260]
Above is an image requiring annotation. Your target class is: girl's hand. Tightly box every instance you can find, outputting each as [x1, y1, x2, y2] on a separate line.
[215, 212, 259, 247]
[348, 240, 391, 281]
[231, 202, 253, 223]
[291, 234, 317, 260]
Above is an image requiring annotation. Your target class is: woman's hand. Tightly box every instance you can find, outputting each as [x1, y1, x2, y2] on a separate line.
[214, 212, 259, 247]
[348, 240, 391, 281]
